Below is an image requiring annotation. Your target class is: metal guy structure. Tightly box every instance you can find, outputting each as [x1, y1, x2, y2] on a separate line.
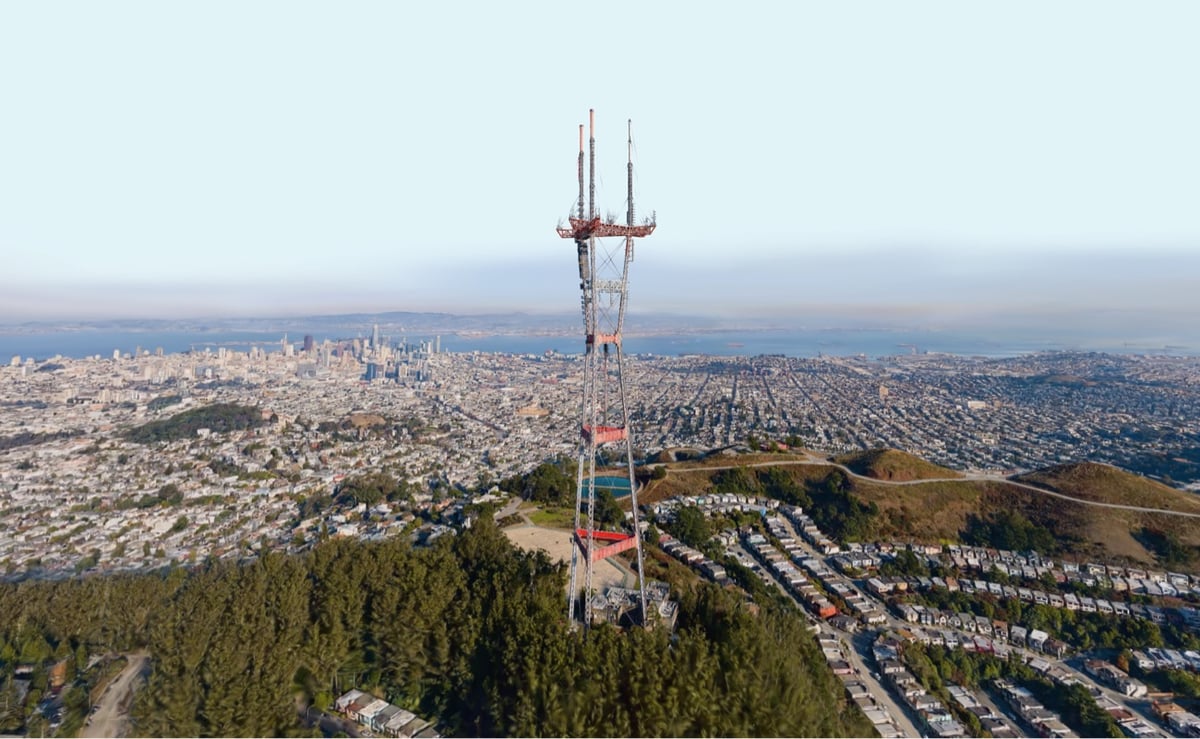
[557, 109, 656, 627]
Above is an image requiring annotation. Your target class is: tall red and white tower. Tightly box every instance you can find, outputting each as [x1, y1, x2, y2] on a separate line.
[557, 109, 656, 627]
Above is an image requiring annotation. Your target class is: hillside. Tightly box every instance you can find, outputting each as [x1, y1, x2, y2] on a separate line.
[834, 448, 963, 482]
[646, 451, 1200, 572]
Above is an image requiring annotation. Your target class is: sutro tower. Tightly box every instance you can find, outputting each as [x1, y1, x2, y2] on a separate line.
[557, 109, 656, 627]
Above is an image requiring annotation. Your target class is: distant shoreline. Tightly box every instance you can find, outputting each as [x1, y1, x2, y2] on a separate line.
[2, 325, 1196, 362]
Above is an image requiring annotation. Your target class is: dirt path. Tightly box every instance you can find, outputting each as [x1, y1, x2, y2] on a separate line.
[80, 651, 149, 738]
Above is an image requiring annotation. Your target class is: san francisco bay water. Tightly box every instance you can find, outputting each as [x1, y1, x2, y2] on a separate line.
[2, 326, 1192, 362]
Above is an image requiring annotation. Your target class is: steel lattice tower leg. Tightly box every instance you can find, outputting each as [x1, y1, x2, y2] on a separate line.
[559, 111, 656, 629]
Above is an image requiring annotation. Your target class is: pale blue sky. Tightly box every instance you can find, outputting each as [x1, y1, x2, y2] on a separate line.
[2, 1, 1199, 328]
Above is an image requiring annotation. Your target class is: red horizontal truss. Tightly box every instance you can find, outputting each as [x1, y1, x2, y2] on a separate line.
[557, 216, 656, 240]
[587, 333, 620, 345]
[576, 528, 631, 543]
[574, 528, 638, 562]
[582, 425, 626, 444]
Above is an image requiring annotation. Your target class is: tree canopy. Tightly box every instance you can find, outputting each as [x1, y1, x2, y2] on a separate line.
[499, 458, 576, 507]
[0, 517, 869, 737]
[125, 403, 265, 443]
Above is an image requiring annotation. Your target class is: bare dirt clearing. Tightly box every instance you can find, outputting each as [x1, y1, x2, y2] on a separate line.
[504, 524, 631, 591]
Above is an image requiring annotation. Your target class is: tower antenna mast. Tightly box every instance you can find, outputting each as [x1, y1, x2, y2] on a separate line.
[557, 110, 656, 628]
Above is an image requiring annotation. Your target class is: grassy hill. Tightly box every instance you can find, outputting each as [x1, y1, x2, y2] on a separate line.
[858, 463, 1200, 570]
[834, 448, 963, 482]
[1014, 462, 1200, 514]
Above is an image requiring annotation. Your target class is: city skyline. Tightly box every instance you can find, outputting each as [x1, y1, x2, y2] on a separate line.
[2, 2, 1199, 331]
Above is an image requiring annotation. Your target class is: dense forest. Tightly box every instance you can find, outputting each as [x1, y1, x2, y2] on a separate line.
[0, 517, 869, 737]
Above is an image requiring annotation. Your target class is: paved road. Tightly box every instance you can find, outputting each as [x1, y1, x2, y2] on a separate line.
[493, 495, 525, 522]
[79, 651, 149, 738]
[667, 455, 1200, 519]
[842, 629, 925, 738]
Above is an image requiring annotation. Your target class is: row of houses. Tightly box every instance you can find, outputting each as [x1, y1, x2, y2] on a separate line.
[941, 544, 1200, 599]
[818, 633, 906, 738]
[333, 689, 439, 738]
[649, 493, 777, 522]
[742, 530, 839, 620]
[658, 534, 727, 583]
[881, 627, 1168, 736]
[865, 563, 1200, 639]
[1152, 701, 1200, 737]
[779, 504, 839, 554]
[891, 602, 1072, 658]
[793, 551, 887, 626]
[663, 521, 908, 734]
[1028, 652, 1171, 736]
[907, 627, 1015, 658]
[758, 516, 844, 621]
[944, 682, 1021, 738]
[1131, 647, 1200, 674]
[835, 539, 1200, 603]
[993, 679, 1077, 738]
[1020, 657, 1167, 737]
[876, 570, 1195, 645]
[764, 510, 888, 625]
[1083, 659, 1149, 698]
[871, 572, 1145, 618]
[869, 637, 966, 738]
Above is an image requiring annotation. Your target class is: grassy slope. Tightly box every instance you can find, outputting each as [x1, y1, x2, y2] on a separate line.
[1015, 462, 1200, 514]
[834, 448, 964, 482]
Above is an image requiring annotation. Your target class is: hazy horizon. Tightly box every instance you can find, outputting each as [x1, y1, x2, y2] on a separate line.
[3, 248, 1197, 348]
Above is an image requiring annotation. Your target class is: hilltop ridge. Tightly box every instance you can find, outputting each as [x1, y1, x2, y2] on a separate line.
[833, 448, 964, 482]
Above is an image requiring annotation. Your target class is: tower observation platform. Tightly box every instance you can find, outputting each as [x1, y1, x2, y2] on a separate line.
[558, 109, 657, 628]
